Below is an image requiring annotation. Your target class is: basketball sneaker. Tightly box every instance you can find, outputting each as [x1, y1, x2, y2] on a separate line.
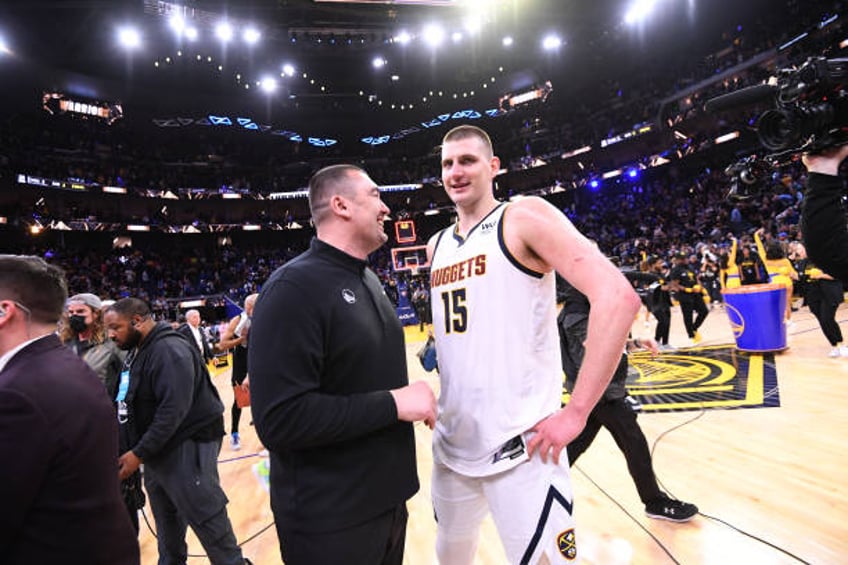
[645, 494, 698, 523]
[623, 395, 642, 412]
[692, 331, 703, 344]
[231, 433, 241, 451]
[829, 347, 841, 358]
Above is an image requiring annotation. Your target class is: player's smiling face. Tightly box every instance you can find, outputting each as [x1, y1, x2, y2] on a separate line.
[441, 136, 499, 208]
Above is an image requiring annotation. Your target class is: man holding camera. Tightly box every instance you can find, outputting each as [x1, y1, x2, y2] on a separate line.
[802, 146, 848, 285]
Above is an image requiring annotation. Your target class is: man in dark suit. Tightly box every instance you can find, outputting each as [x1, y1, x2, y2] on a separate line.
[0, 255, 139, 564]
[179, 308, 214, 363]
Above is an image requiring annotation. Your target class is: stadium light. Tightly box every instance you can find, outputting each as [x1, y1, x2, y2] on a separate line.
[117, 26, 142, 50]
[168, 14, 185, 35]
[624, 0, 658, 25]
[422, 24, 445, 48]
[372, 56, 387, 69]
[260, 76, 277, 93]
[281, 63, 296, 77]
[243, 27, 261, 45]
[502, 36, 514, 47]
[0, 35, 9, 55]
[395, 31, 412, 45]
[452, 32, 463, 43]
[542, 34, 562, 50]
[463, 16, 483, 35]
[215, 21, 234, 43]
[184, 26, 198, 41]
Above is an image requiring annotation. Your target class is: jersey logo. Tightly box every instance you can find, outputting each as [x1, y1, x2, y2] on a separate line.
[556, 529, 576, 560]
[341, 289, 356, 304]
[480, 220, 497, 234]
[492, 435, 525, 463]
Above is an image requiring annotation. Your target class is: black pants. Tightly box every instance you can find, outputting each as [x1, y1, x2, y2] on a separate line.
[144, 439, 243, 565]
[679, 296, 708, 338]
[230, 347, 248, 435]
[276, 504, 408, 565]
[567, 398, 662, 504]
[807, 279, 844, 346]
[652, 306, 671, 345]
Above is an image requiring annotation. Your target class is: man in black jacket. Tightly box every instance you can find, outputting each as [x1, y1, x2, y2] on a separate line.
[0, 255, 139, 564]
[557, 278, 698, 523]
[249, 164, 437, 565]
[802, 146, 848, 284]
[105, 298, 249, 565]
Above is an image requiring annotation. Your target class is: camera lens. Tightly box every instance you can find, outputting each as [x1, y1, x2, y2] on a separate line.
[757, 108, 803, 151]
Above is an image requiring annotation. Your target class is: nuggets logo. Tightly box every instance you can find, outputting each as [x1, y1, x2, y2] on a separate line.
[430, 254, 486, 288]
[556, 528, 576, 560]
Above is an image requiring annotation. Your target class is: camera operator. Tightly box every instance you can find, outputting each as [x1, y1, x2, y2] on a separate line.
[801, 146, 848, 284]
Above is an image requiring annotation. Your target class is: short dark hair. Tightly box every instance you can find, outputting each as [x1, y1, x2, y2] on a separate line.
[442, 125, 494, 158]
[0, 255, 68, 324]
[308, 164, 365, 225]
[766, 241, 785, 260]
[106, 297, 151, 320]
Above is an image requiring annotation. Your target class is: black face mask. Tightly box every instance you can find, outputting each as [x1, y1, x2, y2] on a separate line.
[69, 315, 88, 333]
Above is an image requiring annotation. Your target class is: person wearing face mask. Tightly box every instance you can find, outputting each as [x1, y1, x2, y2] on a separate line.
[61, 293, 125, 400]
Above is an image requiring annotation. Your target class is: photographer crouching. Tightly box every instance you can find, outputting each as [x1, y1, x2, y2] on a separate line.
[801, 146, 848, 285]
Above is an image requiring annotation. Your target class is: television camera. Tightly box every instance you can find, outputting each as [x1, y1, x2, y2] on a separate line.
[706, 56, 848, 199]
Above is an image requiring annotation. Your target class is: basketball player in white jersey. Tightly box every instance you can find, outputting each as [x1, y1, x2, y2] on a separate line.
[427, 125, 640, 564]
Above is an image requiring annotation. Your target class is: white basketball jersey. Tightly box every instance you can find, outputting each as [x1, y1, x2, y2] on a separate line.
[430, 203, 561, 477]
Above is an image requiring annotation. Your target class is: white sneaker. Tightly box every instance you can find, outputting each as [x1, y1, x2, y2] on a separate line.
[840, 346, 848, 357]
[829, 347, 841, 358]
[258, 449, 269, 457]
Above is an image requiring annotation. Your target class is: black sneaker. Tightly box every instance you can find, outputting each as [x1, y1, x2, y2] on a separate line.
[645, 495, 698, 523]
[623, 395, 642, 413]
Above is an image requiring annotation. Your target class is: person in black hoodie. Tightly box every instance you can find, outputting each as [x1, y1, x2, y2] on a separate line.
[104, 298, 250, 565]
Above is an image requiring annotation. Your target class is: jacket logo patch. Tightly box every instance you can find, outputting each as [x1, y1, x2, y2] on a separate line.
[341, 289, 356, 304]
[557, 528, 576, 560]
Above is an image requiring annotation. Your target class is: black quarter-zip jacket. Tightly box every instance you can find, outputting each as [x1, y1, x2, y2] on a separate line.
[249, 238, 418, 533]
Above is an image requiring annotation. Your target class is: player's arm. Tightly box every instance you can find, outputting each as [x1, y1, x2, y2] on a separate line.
[504, 197, 641, 463]
[216, 316, 245, 351]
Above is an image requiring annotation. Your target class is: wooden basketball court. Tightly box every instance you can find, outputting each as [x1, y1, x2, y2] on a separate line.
[138, 300, 848, 564]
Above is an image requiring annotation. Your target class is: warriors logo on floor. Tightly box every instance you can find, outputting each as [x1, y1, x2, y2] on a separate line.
[570, 344, 780, 412]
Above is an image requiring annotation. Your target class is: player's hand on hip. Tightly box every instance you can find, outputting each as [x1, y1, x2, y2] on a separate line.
[390, 380, 437, 429]
[527, 408, 586, 465]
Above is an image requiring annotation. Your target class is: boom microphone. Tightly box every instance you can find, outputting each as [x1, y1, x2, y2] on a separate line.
[704, 84, 779, 114]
